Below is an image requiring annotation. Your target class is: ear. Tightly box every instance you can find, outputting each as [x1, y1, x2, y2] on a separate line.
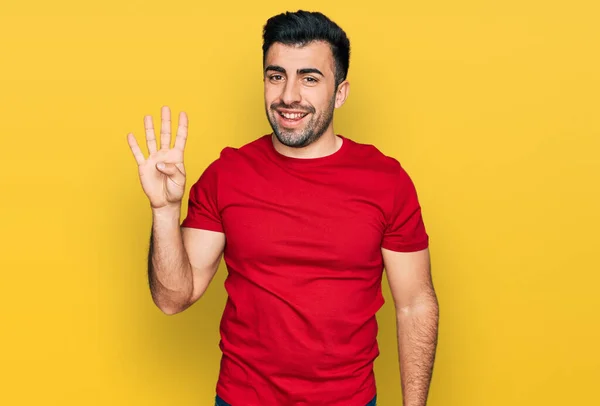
[334, 80, 350, 108]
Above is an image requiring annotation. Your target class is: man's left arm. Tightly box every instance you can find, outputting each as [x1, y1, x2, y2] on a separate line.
[382, 247, 439, 406]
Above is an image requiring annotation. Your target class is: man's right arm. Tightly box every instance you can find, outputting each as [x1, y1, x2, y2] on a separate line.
[148, 205, 225, 315]
[127, 106, 225, 315]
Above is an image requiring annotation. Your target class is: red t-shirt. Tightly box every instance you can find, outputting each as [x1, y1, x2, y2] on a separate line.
[181, 134, 429, 405]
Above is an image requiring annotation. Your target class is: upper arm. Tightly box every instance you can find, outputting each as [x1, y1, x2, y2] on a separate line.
[380, 160, 434, 311]
[179, 155, 227, 303]
[382, 247, 436, 313]
[182, 227, 226, 304]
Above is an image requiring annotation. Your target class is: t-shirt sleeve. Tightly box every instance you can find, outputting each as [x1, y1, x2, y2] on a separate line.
[180, 159, 223, 233]
[381, 162, 429, 252]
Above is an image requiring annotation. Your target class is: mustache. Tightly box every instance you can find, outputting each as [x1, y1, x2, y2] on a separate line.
[270, 102, 315, 114]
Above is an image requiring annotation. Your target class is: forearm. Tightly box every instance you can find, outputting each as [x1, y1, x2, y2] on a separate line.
[396, 291, 439, 406]
[148, 205, 193, 314]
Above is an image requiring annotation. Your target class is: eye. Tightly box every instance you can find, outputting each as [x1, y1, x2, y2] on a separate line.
[269, 74, 284, 82]
[304, 76, 318, 83]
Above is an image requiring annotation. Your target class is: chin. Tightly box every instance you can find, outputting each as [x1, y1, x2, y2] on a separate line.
[275, 132, 307, 148]
[275, 129, 322, 148]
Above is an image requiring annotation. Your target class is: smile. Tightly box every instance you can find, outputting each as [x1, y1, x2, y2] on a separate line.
[278, 111, 309, 120]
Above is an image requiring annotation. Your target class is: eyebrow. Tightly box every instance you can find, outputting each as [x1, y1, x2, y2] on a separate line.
[265, 65, 324, 77]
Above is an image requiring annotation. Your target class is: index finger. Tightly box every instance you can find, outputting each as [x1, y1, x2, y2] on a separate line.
[174, 111, 189, 151]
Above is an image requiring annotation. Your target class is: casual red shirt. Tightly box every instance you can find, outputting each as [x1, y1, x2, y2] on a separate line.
[181, 134, 429, 405]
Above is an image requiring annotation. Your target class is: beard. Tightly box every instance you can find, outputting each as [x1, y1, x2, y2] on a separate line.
[266, 93, 336, 148]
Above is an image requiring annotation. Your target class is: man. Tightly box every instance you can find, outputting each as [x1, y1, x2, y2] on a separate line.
[127, 10, 439, 406]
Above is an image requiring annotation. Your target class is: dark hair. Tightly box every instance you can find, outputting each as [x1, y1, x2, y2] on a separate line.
[262, 10, 351, 88]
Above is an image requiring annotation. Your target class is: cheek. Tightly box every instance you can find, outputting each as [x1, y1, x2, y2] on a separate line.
[311, 90, 334, 113]
[264, 84, 281, 105]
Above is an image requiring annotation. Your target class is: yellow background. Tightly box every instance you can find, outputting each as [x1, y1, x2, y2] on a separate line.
[1, 0, 598, 405]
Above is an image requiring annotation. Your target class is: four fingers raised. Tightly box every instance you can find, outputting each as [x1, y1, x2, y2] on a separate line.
[128, 106, 188, 165]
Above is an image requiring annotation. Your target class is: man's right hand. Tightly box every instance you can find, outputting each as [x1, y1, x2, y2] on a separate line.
[127, 106, 188, 210]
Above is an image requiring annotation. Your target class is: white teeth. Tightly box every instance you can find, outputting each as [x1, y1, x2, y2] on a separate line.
[281, 112, 306, 119]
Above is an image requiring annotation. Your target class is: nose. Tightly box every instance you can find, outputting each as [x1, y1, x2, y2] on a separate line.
[281, 79, 301, 106]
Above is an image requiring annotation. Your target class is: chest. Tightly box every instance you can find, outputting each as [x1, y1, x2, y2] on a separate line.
[220, 175, 387, 269]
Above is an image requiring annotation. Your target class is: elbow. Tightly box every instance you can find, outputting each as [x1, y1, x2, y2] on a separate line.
[397, 292, 439, 319]
[151, 292, 191, 316]
[148, 273, 194, 315]
[157, 304, 185, 316]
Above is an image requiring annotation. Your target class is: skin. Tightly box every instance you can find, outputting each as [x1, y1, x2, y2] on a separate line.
[263, 43, 439, 405]
[127, 39, 438, 406]
[263, 41, 350, 159]
[127, 107, 225, 314]
[383, 247, 439, 406]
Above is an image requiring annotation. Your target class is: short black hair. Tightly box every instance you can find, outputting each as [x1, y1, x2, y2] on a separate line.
[262, 10, 351, 88]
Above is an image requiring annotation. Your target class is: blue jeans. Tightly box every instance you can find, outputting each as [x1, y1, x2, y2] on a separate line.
[215, 394, 377, 405]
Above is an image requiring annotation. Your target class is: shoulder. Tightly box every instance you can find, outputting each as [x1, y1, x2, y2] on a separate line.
[213, 134, 270, 165]
[189, 136, 269, 193]
[344, 136, 410, 181]
[199, 134, 271, 174]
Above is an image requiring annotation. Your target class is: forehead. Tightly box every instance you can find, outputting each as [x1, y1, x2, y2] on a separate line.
[265, 41, 335, 73]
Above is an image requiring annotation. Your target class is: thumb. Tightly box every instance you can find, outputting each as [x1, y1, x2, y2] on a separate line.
[156, 162, 185, 182]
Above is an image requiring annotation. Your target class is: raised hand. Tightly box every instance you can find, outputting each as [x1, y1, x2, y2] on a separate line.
[127, 106, 189, 210]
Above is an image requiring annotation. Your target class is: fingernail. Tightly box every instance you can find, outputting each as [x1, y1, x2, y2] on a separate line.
[157, 162, 165, 169]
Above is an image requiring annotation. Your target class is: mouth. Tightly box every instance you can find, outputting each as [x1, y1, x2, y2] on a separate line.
[276, 110, 310, 127]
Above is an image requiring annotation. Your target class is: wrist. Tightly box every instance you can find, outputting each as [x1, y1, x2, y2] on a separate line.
[151, 203, 181, 220]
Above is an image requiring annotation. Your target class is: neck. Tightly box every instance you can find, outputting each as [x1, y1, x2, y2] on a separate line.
[271, 127, 342, 159]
